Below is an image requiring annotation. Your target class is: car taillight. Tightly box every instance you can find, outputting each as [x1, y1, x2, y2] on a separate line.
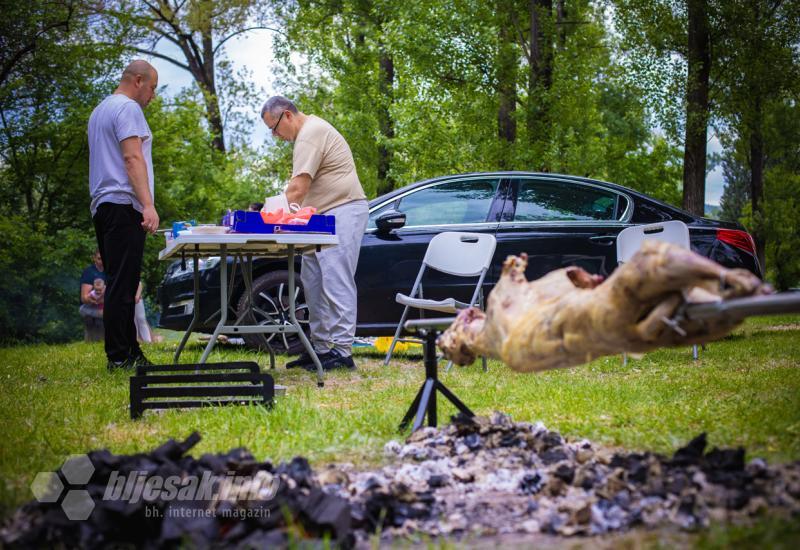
[716, 228, 756, 256]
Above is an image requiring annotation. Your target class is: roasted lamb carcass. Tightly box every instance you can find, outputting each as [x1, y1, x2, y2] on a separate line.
[438, 240, 771, 372]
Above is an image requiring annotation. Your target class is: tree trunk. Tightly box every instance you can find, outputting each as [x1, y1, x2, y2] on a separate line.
[376, 49, 395, 196]
[201, 15, 225, 153]
[527, 0, 553, 169]
[749, 99, 766, 270]
[681, 0, 711, 216]
[556, 0, 566, 48]
[497, 1, 517, 169]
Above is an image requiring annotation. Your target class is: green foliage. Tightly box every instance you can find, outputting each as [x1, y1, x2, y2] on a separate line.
[725, 97, 800, 290]
[610, 0, 689, 143]
[0, 217, 97, 343]
[271, 0, 683, 204]
[760, 170, 800, 291]
[0, 6, 124, 227]
[741, 169, 800, 291]
[718, 155, 750, 223]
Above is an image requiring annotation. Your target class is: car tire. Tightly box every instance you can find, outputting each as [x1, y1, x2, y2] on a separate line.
[235, 270, 310, 356]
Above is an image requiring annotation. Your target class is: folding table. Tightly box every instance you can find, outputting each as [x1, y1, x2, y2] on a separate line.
[159, 232, 339, 386]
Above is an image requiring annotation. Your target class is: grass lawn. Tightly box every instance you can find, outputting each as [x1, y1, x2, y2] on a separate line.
[1, 314, 799, 536]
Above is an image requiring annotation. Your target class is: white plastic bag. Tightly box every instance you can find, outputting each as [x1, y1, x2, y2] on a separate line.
[262, 193, 301, 214]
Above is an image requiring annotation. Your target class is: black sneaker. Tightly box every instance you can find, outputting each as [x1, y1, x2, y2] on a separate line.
[301, 351, 330, 372]
[106, 358, 134, 372]
[285, 352, 313, 369]
[130, 352, 153, 368]
[304, 349, 356, 371]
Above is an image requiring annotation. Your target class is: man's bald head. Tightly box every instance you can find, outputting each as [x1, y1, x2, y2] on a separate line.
[122, 60, 157, 83]
[117, 60, 158, 108]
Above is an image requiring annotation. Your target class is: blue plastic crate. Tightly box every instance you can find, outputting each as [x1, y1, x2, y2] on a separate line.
[171, 220, 197, 238]
[231, 210, 336, 234]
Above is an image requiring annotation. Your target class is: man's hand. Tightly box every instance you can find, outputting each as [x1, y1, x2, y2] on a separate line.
[141, 204, 159, 234]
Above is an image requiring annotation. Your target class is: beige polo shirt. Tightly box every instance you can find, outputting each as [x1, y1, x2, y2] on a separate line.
[292, 115, 366, 213]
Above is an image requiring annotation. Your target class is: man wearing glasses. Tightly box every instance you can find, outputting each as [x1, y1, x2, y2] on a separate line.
[260, 96, 368, 371]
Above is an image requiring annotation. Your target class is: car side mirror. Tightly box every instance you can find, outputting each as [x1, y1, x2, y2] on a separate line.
[375, 210, 406, 233]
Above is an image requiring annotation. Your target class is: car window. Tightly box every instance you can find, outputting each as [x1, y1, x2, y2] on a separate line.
[514, 179, 622, 222]
[392, 179, 499, 227]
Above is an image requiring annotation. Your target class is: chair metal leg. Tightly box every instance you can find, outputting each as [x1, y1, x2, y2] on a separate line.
[692, 345, 699, 360]
[384, 305, 411, 366]
[445, 355, 487, 373]
[622, 352, 628, 367]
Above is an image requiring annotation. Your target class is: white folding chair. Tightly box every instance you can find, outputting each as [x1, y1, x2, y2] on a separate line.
[616, 220, 700, 363]
[383, 232, 497, 369]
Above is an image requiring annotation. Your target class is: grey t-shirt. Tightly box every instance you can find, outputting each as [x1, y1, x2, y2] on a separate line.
[88, 94, 154, 216]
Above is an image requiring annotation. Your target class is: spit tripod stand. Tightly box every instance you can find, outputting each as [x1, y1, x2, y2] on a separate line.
[399, 317, 475, 432]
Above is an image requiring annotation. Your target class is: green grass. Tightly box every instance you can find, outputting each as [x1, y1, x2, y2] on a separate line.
[1, 315, 799, 532]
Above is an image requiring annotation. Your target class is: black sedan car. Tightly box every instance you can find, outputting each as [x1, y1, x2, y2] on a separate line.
[158, 172, 761, 353]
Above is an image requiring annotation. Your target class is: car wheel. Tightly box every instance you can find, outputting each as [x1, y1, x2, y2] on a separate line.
[235, 270, 310, 355]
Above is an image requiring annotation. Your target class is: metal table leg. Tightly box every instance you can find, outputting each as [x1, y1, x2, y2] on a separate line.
[200, 244, 228, 364]
[241, 252, 275, 369]
[174, 247, 200, 363]
[286, 244, 324, 387]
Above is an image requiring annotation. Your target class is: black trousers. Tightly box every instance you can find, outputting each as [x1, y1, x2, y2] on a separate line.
[93, 202, 146, 362]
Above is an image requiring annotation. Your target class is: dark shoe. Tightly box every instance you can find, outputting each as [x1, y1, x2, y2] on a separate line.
[106, 358, 134, 372]
[130, 352, 153, 368]
[286, 352, 313, 369]
[301, 351, 330, 372]
[304, 349, 355, 371]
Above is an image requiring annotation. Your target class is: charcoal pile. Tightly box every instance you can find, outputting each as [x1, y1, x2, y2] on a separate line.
[331, 412, 800, 540]
[0, 433, 353, 549]
[2, 416, 799, 548]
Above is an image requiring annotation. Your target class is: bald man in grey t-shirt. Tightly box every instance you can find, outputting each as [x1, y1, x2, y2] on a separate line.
[88, 60, 160, 371]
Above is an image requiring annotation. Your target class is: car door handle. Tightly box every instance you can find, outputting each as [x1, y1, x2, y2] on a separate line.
[589, 235, 616, 245]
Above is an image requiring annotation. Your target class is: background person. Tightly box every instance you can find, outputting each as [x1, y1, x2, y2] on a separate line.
[79, 249, 105, 312]
[88, 59, 160, 371]
[79, 250, 106, 340]
[260, 95, 368, 371]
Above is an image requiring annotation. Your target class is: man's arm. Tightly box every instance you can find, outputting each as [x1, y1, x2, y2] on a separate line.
[285, 173, 312, 205]
[120, 136, 159, 234]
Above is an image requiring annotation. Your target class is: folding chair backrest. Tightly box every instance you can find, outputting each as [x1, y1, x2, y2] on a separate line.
[423, 232, 497, 277]
[617, 220, 690, 264]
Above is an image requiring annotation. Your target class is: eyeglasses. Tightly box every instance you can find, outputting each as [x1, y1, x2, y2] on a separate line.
[269, 111, 286, 133]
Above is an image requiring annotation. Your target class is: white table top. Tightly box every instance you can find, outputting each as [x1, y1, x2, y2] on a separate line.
[159, 232, 339, 260]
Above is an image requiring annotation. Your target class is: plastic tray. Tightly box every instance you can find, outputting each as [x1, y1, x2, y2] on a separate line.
[231, 210, 336, 235]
